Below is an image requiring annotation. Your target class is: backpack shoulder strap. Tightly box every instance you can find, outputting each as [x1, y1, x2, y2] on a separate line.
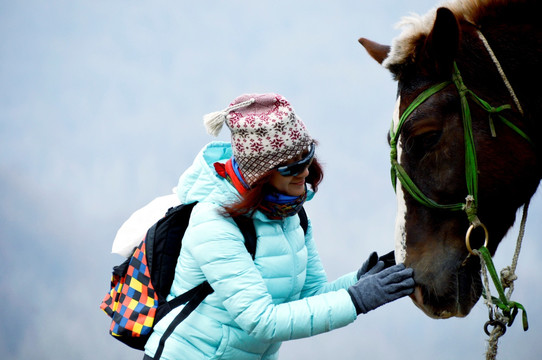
[298, 206, 308, 235]
[147, 201, 198, 300]
[155, 281, 212, 359]
[233, 216, 257, 260]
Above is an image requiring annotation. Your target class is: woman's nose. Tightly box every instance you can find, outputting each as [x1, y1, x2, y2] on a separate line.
[297, 166, 310, 178]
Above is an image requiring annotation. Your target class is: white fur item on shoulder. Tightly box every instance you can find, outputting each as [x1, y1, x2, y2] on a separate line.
[111, 193, 181, 258]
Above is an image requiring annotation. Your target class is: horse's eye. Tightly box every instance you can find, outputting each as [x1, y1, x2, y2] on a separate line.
[420, 130, 442, 149]
[405, 130, 442, 154]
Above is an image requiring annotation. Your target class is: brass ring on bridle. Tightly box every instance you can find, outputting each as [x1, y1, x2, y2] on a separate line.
[466, 222, 489, 255]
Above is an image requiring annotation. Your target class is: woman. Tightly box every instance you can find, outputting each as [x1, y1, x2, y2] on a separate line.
[144, 93, 415, 359]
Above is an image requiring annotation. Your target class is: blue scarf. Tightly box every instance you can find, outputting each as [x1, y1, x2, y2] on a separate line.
[259, 187, 307, 220]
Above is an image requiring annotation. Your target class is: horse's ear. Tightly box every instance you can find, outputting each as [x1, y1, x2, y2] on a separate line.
[359, 38, 390, 65]
[421, 7, 460, 77]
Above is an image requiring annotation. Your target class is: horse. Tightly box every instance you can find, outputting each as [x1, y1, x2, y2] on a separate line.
[359, 0, 542, 319]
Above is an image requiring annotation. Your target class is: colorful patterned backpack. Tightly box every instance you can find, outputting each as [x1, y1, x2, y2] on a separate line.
[100, 202, 257, 357]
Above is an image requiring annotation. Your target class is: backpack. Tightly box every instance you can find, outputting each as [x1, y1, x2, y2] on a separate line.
[100, 202, 308, 358]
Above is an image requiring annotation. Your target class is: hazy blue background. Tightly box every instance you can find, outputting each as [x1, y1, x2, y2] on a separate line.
[1, 1, 540, 359]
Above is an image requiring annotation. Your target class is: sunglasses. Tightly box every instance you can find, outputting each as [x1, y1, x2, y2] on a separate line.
[276, 143, 315, 177]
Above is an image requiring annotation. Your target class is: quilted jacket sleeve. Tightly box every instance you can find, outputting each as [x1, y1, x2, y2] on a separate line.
[184, 204, 357, 342]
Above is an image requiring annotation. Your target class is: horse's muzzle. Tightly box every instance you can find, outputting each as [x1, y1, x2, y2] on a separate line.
[409, 255, 483, 319]
[409, 286, 460, 319]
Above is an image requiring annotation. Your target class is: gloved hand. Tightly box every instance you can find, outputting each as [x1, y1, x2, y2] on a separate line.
[357, 250, 397, 279]
[348, 262, 415, 314]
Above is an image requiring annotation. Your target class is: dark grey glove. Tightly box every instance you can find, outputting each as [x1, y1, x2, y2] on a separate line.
[357, 251, 397, 279]
[348, 262, 415, 314]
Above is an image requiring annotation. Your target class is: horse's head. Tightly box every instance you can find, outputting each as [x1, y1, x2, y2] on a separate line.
[360, 5, 541, 318]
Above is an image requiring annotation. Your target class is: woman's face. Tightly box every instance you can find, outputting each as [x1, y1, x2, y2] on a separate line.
[269, 167, 309, 196]
[268, 149, 313, 196]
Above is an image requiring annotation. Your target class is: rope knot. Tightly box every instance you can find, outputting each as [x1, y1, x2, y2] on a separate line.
[500, 266, 518, 289]
[463, 195, 479, 224]
[452, 64, 469, 96]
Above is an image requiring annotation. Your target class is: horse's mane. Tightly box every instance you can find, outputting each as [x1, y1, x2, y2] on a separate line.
[383, 0, 536, 69]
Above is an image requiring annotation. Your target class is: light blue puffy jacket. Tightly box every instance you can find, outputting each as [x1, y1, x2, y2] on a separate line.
[144, 142, 358, 359]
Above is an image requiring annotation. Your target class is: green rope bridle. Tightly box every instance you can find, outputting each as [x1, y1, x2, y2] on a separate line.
[389, 60, 531, 343]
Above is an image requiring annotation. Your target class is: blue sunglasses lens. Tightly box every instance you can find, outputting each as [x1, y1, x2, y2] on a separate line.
[276, 143, 315, 176]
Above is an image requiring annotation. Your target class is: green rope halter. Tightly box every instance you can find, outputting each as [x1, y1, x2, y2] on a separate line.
[389, 61, 531, 337]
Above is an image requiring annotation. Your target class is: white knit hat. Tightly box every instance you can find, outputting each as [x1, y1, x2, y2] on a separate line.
[204, 93, 313, 186]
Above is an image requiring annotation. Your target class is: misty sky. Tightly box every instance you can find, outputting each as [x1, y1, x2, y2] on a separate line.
[1, 1, 541, 359]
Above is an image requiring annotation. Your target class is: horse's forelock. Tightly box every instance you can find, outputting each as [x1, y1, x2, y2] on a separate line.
[383, 0, 486, 72]
[382, 10, 437, 71]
